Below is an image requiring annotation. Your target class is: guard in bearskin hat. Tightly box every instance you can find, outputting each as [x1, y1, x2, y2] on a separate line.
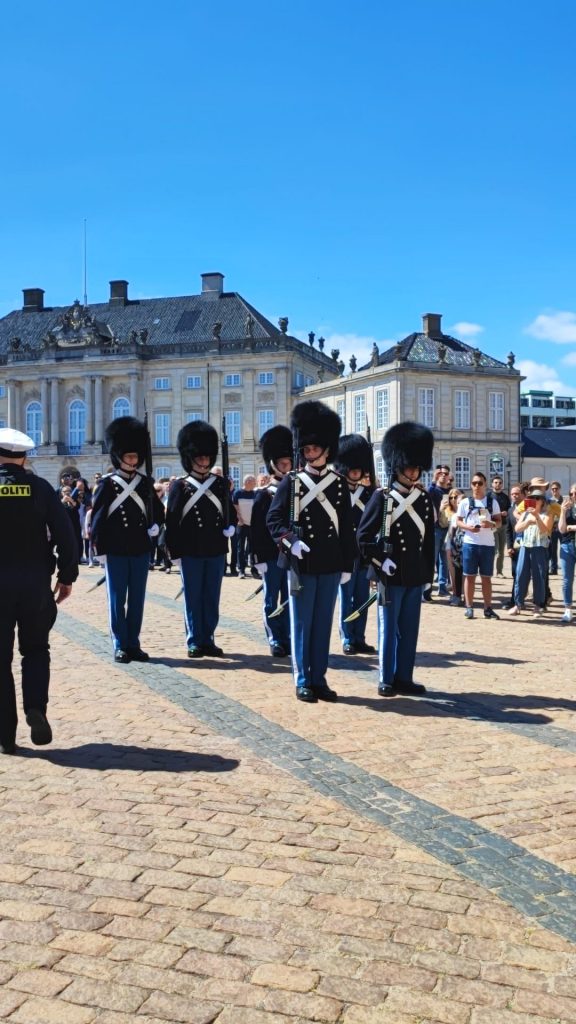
[165, 420, 236, 658]
[334, 433, 377, 655]
[91, 417, 163, 663]
[357, 421, 435, 698]
[251, 425, 293, 657]
[267, 401, 356, 703]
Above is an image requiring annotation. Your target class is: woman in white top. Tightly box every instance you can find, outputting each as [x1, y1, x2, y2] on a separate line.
[508, 489, 551, 618]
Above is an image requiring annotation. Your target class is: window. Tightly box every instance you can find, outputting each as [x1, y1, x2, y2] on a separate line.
[454, 389, 470, 430]
[112, 396, 130, 420]
[294, 371, 304, 388]
[153, 377, 171, 390]
[68, 400, 86, 453]
[155, 413, 171, 446]
[520, 416, 530, 427]
[185, 375, 202, 389]
[230, 465, 241, 489]
[0, 385, 5, 398]
[258, 409, 274, 436]
[224, 373, 242, 387]
[258, 464, 267, 476]
[155, 466, 170, 480]
[376, 388, 390, 431]
[419, 470, 433, 489]
[304, 376, 313, 387]
[455, 457, 471, 491]
[374, 455, 388, 487]
[489, 391, 504, 430]
[224, 411, 241, 444]
[336, 399, 345, 428]
[258, 372, 274, 385]
[185, 411, 203, 423]
[353, 393, 366, 433]
[418, 388, 435, 428]
[26, 401, 43, 448]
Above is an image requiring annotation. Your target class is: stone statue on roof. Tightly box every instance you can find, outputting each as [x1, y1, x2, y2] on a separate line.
[245, 314, 254, 339]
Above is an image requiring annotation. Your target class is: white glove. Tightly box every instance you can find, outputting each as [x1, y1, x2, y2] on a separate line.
[340, 572, 352, 585]
[222, 526, 235, 538]
[291, 539, 311, 559]
[382, 558, 396, 576]
[255, 562, 267, 576]
[147, 524, 160, 538]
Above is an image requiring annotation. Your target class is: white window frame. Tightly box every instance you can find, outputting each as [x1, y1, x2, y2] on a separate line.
[112, 396, 131, 420]
[155, 412, 171, 447]
[353, 393, 366, 433]
[294, 371, 304, 388]
[489, 391, 504, 431]
[419, 469, 433, 489]
[455, 456, 471, 491]
[153, 377, 171, 391]
[224, 411, 241, 444]
[258, 372, 274, 385]
[376, 387, 390, 431]
[374, 454, 388, 488]
[454, 389, 471, 431]
[258, 409, 275, 436]
[230, 465, 241, 489]
[185, 411, 203, 423]
[26, 400, 43, 448]
[68, 399, 86, 452]
[224, 373, 242, 387]
[154, 466, 171, 480]
[418, 387, 435, 428]
[185, 375, 202, 389]
[336, 399, 345, 429]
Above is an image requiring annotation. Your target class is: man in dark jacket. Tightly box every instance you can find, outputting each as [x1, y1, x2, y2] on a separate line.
[251, 425, 293, 657]
[91, 417, 163, 663]
[165, 421, 236, 658]
[333, 434, 376, 655]
[267, 401, 356, 704]
[357, 422, 435, 698]
[0, 428, 78, 754]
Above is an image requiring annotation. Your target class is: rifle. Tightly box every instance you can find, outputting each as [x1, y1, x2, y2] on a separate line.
[143, 404, 154, 528]
[221, 415, 230, 530]
[287, 427, 303, 595]
[366, 419, 377, 490]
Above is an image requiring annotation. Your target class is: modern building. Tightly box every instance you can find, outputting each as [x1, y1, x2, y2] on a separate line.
[520, 389, 576, 429]
[522, 428, 576, 492]
[0, 273, 337, 486]
[302, 313, 523, 491]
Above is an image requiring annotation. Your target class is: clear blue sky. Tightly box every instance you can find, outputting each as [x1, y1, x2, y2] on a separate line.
[2, 0, 576, 392]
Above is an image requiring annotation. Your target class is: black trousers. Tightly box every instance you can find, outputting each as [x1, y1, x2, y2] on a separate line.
[0, 569, 57, 744]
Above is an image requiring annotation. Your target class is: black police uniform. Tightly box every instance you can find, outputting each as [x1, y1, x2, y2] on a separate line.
[252, 481, 290, 651]
[0, 463, 78, 749]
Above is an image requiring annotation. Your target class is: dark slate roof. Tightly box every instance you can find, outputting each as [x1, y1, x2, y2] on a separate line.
[522, 428, 576, 460]
[359, 331, 512, 371]
[0, 291, 335, 368]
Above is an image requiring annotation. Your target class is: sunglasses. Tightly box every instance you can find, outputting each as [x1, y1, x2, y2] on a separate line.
[471, 480, 484, 486]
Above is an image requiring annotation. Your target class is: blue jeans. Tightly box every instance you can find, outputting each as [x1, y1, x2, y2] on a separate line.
[339, 566, 370, 644]
[513, 546, 548, 609]
[289, 572, 340, 691]
[560, 541, 576, 606]
[378, 585, 422, 687]
[434, 526, 449, 588]
[181, 555, 225, 648]
[105, 553, 150, 652]
[262, 560, 289, 648]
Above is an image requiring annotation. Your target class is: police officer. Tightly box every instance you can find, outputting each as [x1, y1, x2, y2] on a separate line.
[251, 425, 293, 657]
[0, 429, 77, 754]
[267, 400, 356, 703]
[333, 433, 377, 655]
[165, 421, 236, 658]
[91, 416, 162, 663]
[357, 422, 435, 698]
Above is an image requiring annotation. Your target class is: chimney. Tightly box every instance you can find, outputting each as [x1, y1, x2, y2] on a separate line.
[109, 280, 129, 306]
[22, 288, 45, 312]
[422, 312, 442, 338]
[201, 272, 224, 300]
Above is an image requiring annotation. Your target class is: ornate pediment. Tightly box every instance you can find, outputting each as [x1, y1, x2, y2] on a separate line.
[224, 393, 242, 405]
[257, 390, 275, 402]
[45, 300, 114, 349]
[65, 384, 86, 401]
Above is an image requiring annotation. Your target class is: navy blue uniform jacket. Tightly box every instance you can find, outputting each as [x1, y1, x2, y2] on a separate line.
[357, 486, 435, 587]
[266, 469, 356, 575]
[251, 485, 280, 564]
[91, 473, 162, 556]
[165, 475, 236, 559]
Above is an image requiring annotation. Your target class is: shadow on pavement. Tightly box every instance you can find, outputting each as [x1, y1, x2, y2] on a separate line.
[337, 691, 560, 725]
[419, 650, 525, 667]
[159, 654, 291, 675]
[21, 744, 240, 772]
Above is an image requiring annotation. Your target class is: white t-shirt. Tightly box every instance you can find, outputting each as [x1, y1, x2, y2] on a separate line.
[456, 496, 501, 548]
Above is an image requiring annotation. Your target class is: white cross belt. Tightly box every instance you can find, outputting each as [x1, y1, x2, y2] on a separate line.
[390, 487, 426, 539]
[299, 472, 339, 534]
[107, 474, 146, 518]
[181, 474, 223, 522]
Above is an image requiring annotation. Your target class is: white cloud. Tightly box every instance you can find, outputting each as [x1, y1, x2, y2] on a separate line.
[450, 321, 484, 338]
[516, 359, 576, 396]
[293, 330, 395, 368]
[524, 311, 576, 344]
[561, 352, 576, 367]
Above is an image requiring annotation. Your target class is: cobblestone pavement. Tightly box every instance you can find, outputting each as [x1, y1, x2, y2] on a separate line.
[1, 568, 575, 1023]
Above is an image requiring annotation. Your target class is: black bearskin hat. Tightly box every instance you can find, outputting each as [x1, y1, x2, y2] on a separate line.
[382, 421, 434, 479]
[105, 416, 148, 469]
[334, 433, 372, 476]
[177, 420, 219, 473]
[290, 400, 341, 463]
[260, 425, 293, 474]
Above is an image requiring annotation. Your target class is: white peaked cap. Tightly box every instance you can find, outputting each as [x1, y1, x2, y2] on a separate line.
[0, 428, 36, 454]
